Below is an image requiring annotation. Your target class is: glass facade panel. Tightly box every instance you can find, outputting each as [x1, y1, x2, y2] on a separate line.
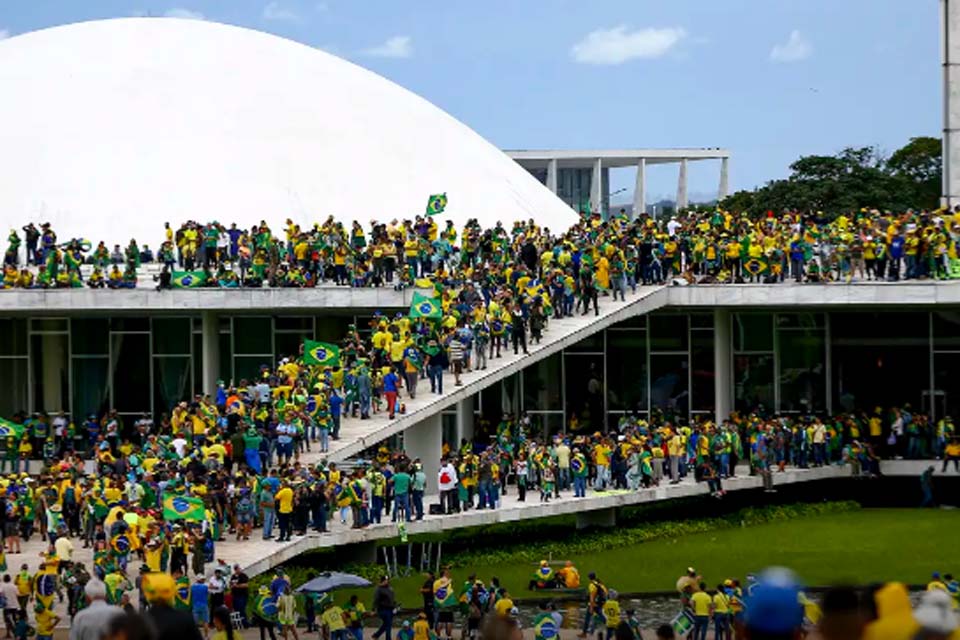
[933, 311, 960, 350]
[0, 359, 28, 416]
[778, 329, 826, 413]
[153, 357, 191, 417]
[650, 353, 689, 414]
[606, 331, 647, 412]
[831, 312, 928, 346]
[109, 318, 149, 332]
[733, 313, 773, 352]
[933, 353, 960, 420]
[649, 315, 688, 351]
[611, 315, 647, 330]
[564, 354, 604, 430]
[152, 318, 192, 355]
[233, 317, 272, 354]
[566, 332, 603, 352]
[31, 334, 69, 413]
[776, 313, 824, 329]
[72, 358, 109, 420]
[734, 354, 774, 412]
[833, 345, 928, 414]
[275, 332, 308, 361]
[691, 330, 715, 412]
[31, 318, 67, 332]
[111, 333, 150, 413]
[275, 317, 314, 332]
[71, 318, 109, 355]
[234, 356, 268, 386]
[522, 352, 562, 411]
[0, 319, 28, 356]
[528, 413, 565, 439]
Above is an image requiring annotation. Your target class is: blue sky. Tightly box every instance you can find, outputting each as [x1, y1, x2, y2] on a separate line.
[0, 0, 941, 202]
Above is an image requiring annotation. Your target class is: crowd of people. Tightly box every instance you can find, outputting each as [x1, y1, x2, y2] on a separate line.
[5, 206, 960, 290]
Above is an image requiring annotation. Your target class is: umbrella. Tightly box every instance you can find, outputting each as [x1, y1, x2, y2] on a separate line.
[296, 572, 372, 594]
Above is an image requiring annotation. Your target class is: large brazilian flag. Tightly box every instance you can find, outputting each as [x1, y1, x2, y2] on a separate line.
[171, 270, 207, 288]
[409, 291, 442, 320]
[162, 492, 206, 522]
[0, 418, 24, 438]
[303, 339, 341, 367]
[425, 193, 448, 217]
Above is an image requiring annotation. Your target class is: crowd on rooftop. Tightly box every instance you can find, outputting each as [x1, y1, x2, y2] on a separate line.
[5, 206, 960, 290]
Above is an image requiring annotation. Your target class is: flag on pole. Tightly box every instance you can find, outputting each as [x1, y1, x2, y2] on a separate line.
[171, 270, 207, 288]
[303, 340, 341, 367]
[409, 292, 442, 320]
[425, 193, 448, 217]
[162, 493, 206, 522]
[0, 418, 24, 438]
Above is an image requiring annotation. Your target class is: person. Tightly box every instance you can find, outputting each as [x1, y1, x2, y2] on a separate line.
[413, 612, 431, 640]
[33, 603, 59, 640]
[921, 466, 936, 507]
[601, 590, 621, 640]
[654, 625, 674, 640]
[372, 575, 396, 640]
[419, 572, 435, 628]
[2, 575, 20, 638]
[742, 568, 804, 640]
[532, 601, 562, 640]
[433, 568, 457, 640]
[689, 582, 712, 640]
[69, 578, 124, 640]
[277, 585, 299, 640]
[229, 564, 250, 628]
[578, 572, 607, 639]
[211, 605, 236, 640]
[142, 572, 204, 640]
[343, 594, 365, 640]
[190, 574, 210, 637]
[321, 599, 349, 640]
[817, 586, 865, 640]
[712, 584, 731, 640]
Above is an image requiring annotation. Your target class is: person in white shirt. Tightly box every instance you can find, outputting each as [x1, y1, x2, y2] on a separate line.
[171, 436, 188, 458]
[207, 568, 228, 610]
[1, 574, 20, 634]
[54, 534, 74, 563]
[437, 460, 458, 515]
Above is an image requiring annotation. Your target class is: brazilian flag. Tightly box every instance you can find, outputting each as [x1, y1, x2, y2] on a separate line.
[425, 193, 448, 216]
[303, 339, 341, 367]
[743, 257, 768, 277]
[255, 592, 279, 622]
[162, 492, 205, 522]
[175, 575, 191, 611]
[0, 418, 24, 438]
[171, 270, 206, 288]
[409, 292, 441, 320]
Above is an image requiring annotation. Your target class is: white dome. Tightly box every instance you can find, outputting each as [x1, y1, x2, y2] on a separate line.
[0, 18, 575, 249]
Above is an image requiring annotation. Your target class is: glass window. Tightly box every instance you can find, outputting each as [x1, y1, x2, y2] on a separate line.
[72, 358, 109, 421]
[0, 319, 28, 356]
[232, 317, 272, 354]
[650, 353, 689, 414]
[564, 354, 604, 430]
[234, 356, 269, 386]
[934, 353, 960, 420]
[0, 359, 28, 417]
[522, 352, 562, 411]
[31, 318, 67, 332]
[111, 333, 150, 413]
[933, 312, 960, 350]
[776, 313, 824, 329]
[275, 317, 314, 332]
[830, 312, 928, 346]
[611, 315, 646, 330]
[71, 318, 109, 355]
[152, 318, 192, 355]
[31, 334, 69, 413]
[734, 354, 775, 412]
[778, 329, 826, 413]
[833, 344, 928, 414]
[566, 332, 603, 352]
[606, 331, 648, 412]
[109, 318, 149, 332]
[649, 315, 688, 351]
[691, 330, 715, 412]
[153, 357, 192, 417]
[690, 313, 714, 329]
[527, 413, 565, 439]
[733, 314, 773, 352]
[275, 332, 308, 362]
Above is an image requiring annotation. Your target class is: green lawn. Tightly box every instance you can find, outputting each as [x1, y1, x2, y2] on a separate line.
[355, 509, 957, 607]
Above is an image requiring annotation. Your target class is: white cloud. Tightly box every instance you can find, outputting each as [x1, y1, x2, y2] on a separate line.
[770, 30, 812, 63]
[0, 29, 9, 40]
[571, 25, 686, 65]
[263, 1, 298, 21]
[362, 35, 412, 59]
[163, 8, 205, 20]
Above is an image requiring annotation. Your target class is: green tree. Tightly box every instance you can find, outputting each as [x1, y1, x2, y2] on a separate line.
[886, 136, 942, 209]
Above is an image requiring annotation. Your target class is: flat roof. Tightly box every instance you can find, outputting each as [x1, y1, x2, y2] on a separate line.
[506, 148, 730, 169]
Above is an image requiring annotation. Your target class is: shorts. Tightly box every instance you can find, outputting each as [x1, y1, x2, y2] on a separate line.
[238, 514, 252, 524]
[4, 522, 16, 537]
[193, 606, 210, 624]
[437, 610, 454, 624]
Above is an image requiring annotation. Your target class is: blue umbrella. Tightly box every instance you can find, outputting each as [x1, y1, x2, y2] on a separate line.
[296, 572, 373, 594]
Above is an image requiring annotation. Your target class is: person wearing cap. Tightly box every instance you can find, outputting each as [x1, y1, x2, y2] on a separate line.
[741, 568, 804, 640]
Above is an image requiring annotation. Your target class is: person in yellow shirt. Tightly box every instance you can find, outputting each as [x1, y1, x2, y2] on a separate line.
[593, 440, 612, 490]
[321, 601, 348, 640]
[413, 611, 431, 640]
[275, 482, 294, 542]
[34, 603, 60, 640]
[712, 584, 731, 639]
[690, 582, 713, 639]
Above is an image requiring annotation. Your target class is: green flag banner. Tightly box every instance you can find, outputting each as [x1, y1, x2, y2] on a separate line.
[409, 291, 442, 320]
[425, 193, 448, 217]
[171, 270, 206, 288]
[303, 339, 341, 367]
[0, 418, 24, 439]
[162, 492, 205, 522]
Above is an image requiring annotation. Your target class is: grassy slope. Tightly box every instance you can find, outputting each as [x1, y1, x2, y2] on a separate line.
[352, 509, 957, 607]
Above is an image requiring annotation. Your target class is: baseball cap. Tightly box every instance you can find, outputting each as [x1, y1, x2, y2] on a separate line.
[745, 568, 803, 634]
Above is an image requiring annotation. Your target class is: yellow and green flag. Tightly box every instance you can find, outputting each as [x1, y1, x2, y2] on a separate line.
[425, 193, 448, 217]
[0, 418, 24, 439]
[171, 270, 206, 288]
[162, 492, 205, 522]
[409, 291, 442, 320]
[303, 339, 341, 367]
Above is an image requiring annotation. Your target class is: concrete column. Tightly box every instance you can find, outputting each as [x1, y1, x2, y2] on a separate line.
[576, 507, 617, 530]
[943, 0, 960, 206]
[590, 157, 602, 215]
[676, 158, 688, 211]
[546, 159, 558, 194]
[718, 157, 730, 201]
[201, 311, 220, 397]
[633, 158, 646, 219]
[404, 413, 443, 494]
[714, 309, 732, 425]
[455, 396, 475, 445]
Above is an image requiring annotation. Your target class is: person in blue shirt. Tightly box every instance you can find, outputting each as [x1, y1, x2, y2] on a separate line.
[329, 389, 343, 440]
[190, 574, 210, 635]
[383, 370, 400, 420]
